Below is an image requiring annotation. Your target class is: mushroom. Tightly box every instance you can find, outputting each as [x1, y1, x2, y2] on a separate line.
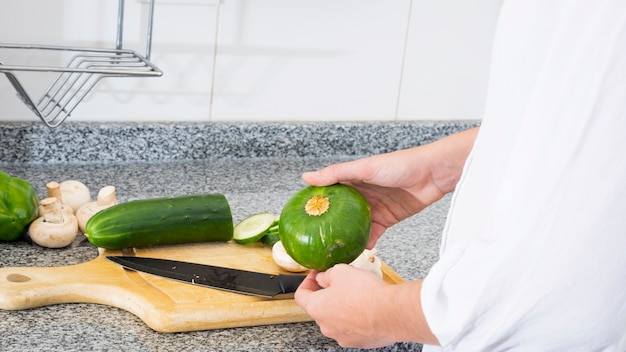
[76, 186, 117, 233]
[40, 181, 74, 216]
[272, 241, 308, 272]
[29, 197, 79, 248]
[59, 180, 91, 213]
[349, 248, 383, 279]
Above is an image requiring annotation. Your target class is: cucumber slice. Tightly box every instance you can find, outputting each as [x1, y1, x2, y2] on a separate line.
[261, 230, 280, 245]
[233, 212, 278, 244]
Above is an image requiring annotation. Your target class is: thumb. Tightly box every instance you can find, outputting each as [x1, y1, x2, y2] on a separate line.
[302, 169, 339, 187]
[315, 264, 349, 288]
[302, 162, 360, 186]
[315, 271, 330, 288]
[302, 155, 383, 187]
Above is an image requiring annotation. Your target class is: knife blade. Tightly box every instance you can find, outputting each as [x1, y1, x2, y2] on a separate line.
[106, 256, 306, 298]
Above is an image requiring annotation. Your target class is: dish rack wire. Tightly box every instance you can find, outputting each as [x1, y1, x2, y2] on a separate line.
[0, 0, 163, 128]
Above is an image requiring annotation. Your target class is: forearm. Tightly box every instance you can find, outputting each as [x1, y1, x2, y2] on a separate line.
[374, 129, 479, 344]
[421, 127, 479, 195]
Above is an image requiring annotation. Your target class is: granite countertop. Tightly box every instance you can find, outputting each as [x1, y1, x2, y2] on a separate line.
[0, 121, 477, 352]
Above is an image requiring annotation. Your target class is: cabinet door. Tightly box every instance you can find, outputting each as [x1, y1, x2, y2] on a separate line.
[397, 0, 503, 121]
[211, 0, 411, 121]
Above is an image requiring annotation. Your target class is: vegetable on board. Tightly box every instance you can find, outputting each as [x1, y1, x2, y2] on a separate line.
[85, 193, 233, 249]
[233, 212, 278, 245]
[272, 240, 308, 272]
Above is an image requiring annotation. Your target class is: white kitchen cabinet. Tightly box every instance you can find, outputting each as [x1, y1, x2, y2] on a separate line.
[397, 0, 503, 120]
[0, 0, 503, 124]
[210, 0, 411, 121]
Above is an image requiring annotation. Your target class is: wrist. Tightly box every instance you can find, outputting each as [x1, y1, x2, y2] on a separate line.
[380, 280, 439, 345]
[426, 127, 479, 195]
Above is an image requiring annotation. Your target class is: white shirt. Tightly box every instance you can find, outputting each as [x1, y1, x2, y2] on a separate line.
[421, 0, 626, 350]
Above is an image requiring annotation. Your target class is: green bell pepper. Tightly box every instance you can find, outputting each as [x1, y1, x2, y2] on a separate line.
[0, 170, 39, 241]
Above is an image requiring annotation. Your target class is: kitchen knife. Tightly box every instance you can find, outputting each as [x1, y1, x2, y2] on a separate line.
[106, 256, 307, 298]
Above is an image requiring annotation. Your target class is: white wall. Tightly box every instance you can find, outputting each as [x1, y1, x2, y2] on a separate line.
[0, 0, 503, 124]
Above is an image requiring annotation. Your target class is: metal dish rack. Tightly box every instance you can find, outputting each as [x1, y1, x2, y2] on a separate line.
[0, 0, 163, 128]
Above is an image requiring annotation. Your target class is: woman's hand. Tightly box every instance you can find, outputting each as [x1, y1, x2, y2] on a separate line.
[295, 264, 438, 348]
[302, 127, 478, 248]
[295, 265, 395, 348]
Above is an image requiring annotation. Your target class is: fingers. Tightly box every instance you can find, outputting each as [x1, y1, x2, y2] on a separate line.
[302, 159, 374, 186]
[314, 264, 350, 288]
[294, 265, 346, 305]
[296, 271, 320, 292]
[302, 166, 341, 186]
[294, 271, 320, 307]
[315, 271, 329, 288]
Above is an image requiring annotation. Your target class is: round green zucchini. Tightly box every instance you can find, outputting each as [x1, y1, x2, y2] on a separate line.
[278, 184, 371, 271]
[85, 193, 233, 249]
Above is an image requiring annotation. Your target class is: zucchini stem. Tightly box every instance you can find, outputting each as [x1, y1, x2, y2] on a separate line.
[304, 195, 330, 216]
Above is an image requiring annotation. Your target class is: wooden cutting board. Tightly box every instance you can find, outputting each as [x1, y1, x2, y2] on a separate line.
[0, 242, 404, 332]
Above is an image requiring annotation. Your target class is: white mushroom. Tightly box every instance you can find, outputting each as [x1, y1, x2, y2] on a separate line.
[40, 181, 74, 216]
[76, 186, 117, 233]
[29, 197, 79, 248]
[272, 241, 308, 272]
[349, 248, 383, 279]
[59, 180, 91, 213]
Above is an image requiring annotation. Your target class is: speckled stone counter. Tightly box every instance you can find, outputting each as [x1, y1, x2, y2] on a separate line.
[0, 121, 478, 352]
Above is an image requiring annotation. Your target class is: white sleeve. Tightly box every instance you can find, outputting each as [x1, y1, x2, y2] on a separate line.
[420, 0, 626, 350]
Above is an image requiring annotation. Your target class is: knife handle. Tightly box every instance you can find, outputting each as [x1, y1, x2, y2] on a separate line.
[278, 273, 306, 294]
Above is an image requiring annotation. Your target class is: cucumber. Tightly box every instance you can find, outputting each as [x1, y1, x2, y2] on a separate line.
[233, 212, 277, 244]
[279, 184, 371, 271]
[85, 193, 233, 249]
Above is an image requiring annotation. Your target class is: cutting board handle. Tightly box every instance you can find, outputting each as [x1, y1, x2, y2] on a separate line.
[0, 257, 126, 310]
